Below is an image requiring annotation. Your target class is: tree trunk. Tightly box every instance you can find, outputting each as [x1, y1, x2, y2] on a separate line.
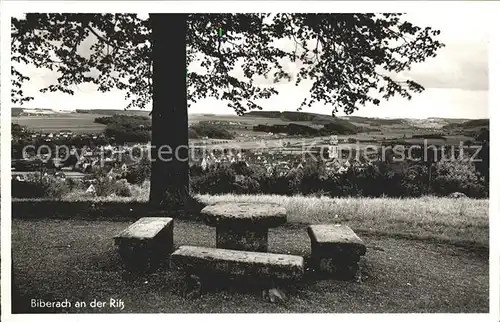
[149, 14, 190, 210]
[427, 164, 432, 192]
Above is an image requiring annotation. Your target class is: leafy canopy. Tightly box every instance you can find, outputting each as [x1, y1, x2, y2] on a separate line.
[12, 13, 444, 115]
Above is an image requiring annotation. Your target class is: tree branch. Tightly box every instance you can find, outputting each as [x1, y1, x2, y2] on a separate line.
[86, 24, 131, 52]
[381, 25, 415, 45]
[291, 32, 308, 57]
[216, 40, 234, 94]
[314, 37, 320, 64]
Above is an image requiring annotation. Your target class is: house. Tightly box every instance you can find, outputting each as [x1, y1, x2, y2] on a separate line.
[338, 166, 348, 174]
[107, 169, 120, 180]
[201, 158, 208, 170]
[54, 172, 66, 180]
[326, 159, 342, 170]
[86, 184, 96, 195]
[328, 146, 338, 159]
[329, 135, 339, 145]
[82, 163, 92, 173]
[12, 174, 25, 181]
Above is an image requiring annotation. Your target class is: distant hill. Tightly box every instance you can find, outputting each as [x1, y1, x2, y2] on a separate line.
[243, 111, 283, 118]
[322, 118, 360, 134]
[341, 116, 408, 127]
[254, 120, 359, 136]
[12, 107, 489, 139]
[443, 119, 489, 130]
[76, 109, 151, 117]
[245, 111, 360, 133]
[427, 117, 471, 122]
[244, 111, 410, 127]
[244, 111, 489, 131]
[11, 108, 57, 116]
[245, 110, 338, 123]
[280, 111, 332, 123]
[12, 108, 151, 118]
[12, 108, 24, 116]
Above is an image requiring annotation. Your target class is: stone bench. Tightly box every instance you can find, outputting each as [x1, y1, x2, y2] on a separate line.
[170, 245, 304, 281]
[307, 224, 366, 278]
[201, 202, 287, 252]
[114, 217, 174, 271]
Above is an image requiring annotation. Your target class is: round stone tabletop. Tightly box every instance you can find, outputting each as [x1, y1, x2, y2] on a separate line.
[201, 202, 287, 228]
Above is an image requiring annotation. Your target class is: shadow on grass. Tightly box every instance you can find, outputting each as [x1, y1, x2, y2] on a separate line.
[12, 197, 208, 222]
[120, 255, 368, 301]
[11, 218, 489, 313]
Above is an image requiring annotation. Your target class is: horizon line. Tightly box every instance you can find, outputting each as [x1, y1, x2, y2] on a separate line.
[11, 107, 489, 121]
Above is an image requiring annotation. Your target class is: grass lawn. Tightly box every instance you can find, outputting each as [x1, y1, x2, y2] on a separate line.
[198, 194, 489, 248]
[11, 195, 489, 313]
[54, 192, 489, 248]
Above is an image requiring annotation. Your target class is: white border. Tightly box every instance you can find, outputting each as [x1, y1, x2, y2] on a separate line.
[0, 0, 496, 14]
[1, 0, 13, 320]
[1, 1, 499, 322]
[489, 3, 500, 321]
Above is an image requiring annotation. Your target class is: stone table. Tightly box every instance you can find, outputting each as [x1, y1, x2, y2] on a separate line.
[201, 202, 287, 252]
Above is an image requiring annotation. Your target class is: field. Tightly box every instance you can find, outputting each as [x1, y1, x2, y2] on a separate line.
[13, 111, 325, 134]
[12, 113, 107, 134]
[12, 109, 486, 146]
[11, 195, 489, 313]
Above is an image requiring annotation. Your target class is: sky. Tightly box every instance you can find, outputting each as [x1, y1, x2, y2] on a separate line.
[15, 12, 489, 119]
